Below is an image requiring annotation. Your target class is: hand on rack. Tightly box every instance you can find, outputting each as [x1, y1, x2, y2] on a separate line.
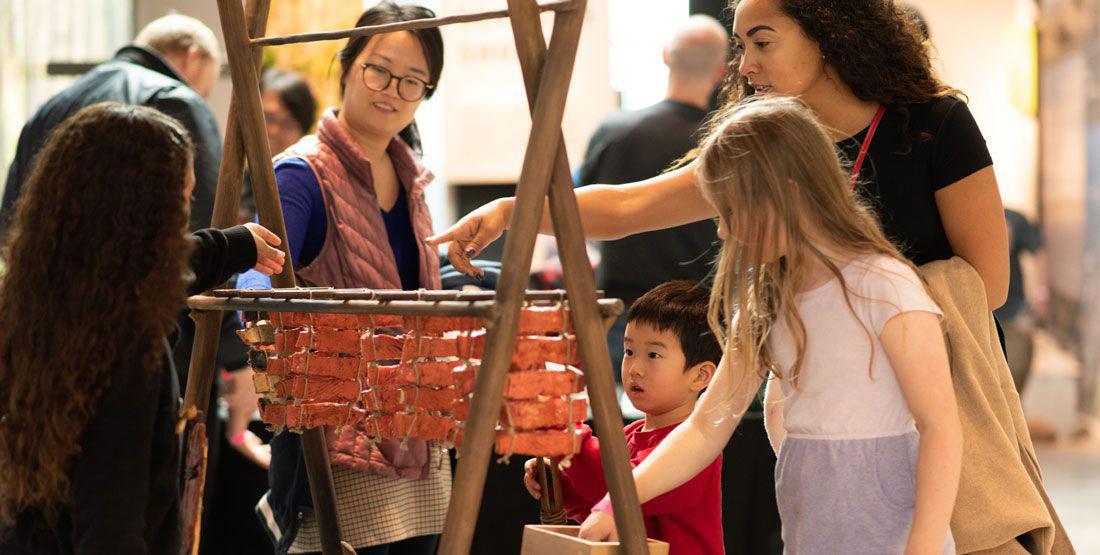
[243, 222, 286, 275]
[523, 457, 547, 499]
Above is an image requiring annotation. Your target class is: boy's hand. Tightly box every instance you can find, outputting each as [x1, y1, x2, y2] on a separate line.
[523, 457, 544, 499]
[243, 222, 286, 276]
[579, 509, 617, 542]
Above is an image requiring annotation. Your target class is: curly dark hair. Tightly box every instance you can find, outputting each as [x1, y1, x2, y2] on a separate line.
[724, 0, 955, 105]
[0, 102, 194, 521]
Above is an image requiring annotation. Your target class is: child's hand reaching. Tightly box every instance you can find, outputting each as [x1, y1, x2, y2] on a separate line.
[523, 457, 545, 500]
[578, 509, 617, 542]
[243, 222, 286, 275]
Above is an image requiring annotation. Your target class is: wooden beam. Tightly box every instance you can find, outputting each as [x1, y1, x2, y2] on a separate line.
[505, 1, 649, 552]
[439, 2, 586, 553]
[251, 0, 576, 47]
[188, 295, 622, 321]
[214, 0, 345, 552]
[208, 288, 607, 302]
[187, 296, 499, 318]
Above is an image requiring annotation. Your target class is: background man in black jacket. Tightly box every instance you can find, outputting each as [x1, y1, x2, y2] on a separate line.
[2, 14, 222, 235]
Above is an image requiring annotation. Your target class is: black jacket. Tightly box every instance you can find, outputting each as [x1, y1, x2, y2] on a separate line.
[1, 46, 221, 235]
[0, 226, 257, 554]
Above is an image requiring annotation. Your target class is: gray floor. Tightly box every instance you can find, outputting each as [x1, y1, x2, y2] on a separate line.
[1035, 441, 1100, 553]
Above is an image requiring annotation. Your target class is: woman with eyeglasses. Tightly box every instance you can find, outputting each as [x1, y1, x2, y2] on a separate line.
[239, 3, 447, 554]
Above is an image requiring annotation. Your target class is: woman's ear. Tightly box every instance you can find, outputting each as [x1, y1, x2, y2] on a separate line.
[690, 361, 717, 392]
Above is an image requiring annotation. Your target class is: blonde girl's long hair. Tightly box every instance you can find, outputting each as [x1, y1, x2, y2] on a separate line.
[696, 96, 922, 395]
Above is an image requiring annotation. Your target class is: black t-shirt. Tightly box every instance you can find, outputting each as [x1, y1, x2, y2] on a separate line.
[837, 96, 994, 266]
[577, 100, 717, 304]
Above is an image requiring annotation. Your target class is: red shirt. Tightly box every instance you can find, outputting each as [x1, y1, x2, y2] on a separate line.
[559, 420, 724, 555]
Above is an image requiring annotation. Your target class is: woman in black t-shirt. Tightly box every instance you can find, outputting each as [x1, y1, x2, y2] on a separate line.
[429, 0, 1008, 311]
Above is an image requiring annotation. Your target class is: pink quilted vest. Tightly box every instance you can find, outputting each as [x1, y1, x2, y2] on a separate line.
[275, 110, 441, 479]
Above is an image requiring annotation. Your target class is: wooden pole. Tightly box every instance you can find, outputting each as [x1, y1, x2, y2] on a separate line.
[179, 0, 269, 429]
[506, 1, 648, 551]
[439, 3, 586, 554]
[214, 0, 345, 552]
[251, 0, 576, 47]
[177, 2, 271, 553]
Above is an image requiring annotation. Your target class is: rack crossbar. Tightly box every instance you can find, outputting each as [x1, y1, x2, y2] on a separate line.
[251, 0, 576, 47]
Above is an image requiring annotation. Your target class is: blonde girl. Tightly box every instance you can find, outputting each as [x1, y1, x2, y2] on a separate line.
[580, 97, 962, 554]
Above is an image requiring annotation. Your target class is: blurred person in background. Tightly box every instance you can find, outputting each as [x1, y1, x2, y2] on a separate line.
[239, 68, 319, 223]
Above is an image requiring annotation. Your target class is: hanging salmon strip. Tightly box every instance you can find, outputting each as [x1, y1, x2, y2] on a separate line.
[363, 386, 458, 413]
[368, 359, 464, 388]
[518, 305, 573, 335]
[294, 327, 361, 354]
[403, 315, 483, 336]
[502, 398, 588, 431]
[271, 312, 403, 330]
[453, 367, 583, 400]
[363, 412, 457, 442]
[494, 428, 581, 457]
[261, 402, 363, 429]
[272, 376, 361, 403]
[509, 336, 581, 370]
[266, 352, 364, 379]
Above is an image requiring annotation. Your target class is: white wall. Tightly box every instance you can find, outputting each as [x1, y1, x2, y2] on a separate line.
[912, 0, 1040, 215]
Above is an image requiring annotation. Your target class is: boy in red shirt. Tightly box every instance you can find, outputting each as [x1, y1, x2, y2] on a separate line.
[523, 280, 724, 554]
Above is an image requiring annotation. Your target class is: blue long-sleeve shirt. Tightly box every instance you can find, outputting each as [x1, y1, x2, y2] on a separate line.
[238, 157, 420, 290]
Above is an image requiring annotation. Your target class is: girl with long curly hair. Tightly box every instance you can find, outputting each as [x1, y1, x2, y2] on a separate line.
[0, 102, 284, 553]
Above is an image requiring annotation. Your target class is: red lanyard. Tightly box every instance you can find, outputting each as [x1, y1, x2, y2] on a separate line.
[849, 106, 886, 188]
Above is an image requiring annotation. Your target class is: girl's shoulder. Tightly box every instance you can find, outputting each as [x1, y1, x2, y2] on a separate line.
[845, 254, 925, 297]
[845, 254, 941, 332]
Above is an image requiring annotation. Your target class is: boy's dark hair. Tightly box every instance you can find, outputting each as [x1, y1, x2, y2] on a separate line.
[627, 280, 723, 370]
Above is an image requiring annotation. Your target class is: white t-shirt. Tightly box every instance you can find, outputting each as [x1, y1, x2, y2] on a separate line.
[768, 254, 943, 439]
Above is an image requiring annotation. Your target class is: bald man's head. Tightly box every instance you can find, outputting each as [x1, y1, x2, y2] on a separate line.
[665, 15, 730, 83]
[135, 14, 221, 99]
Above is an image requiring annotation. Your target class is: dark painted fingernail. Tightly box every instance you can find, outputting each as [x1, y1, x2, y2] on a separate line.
[465, 248, 476, 257]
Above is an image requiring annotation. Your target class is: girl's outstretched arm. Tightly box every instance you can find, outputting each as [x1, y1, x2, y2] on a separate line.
[881, 311, 961, 554]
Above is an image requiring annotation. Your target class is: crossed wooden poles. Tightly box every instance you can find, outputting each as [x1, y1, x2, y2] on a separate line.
[177, 1, 649, 553]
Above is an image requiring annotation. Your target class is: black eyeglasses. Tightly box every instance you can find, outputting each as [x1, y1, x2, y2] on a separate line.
[360, 63, 434, 102]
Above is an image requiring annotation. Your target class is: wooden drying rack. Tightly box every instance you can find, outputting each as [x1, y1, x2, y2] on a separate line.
[177, 1, 648, 553]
